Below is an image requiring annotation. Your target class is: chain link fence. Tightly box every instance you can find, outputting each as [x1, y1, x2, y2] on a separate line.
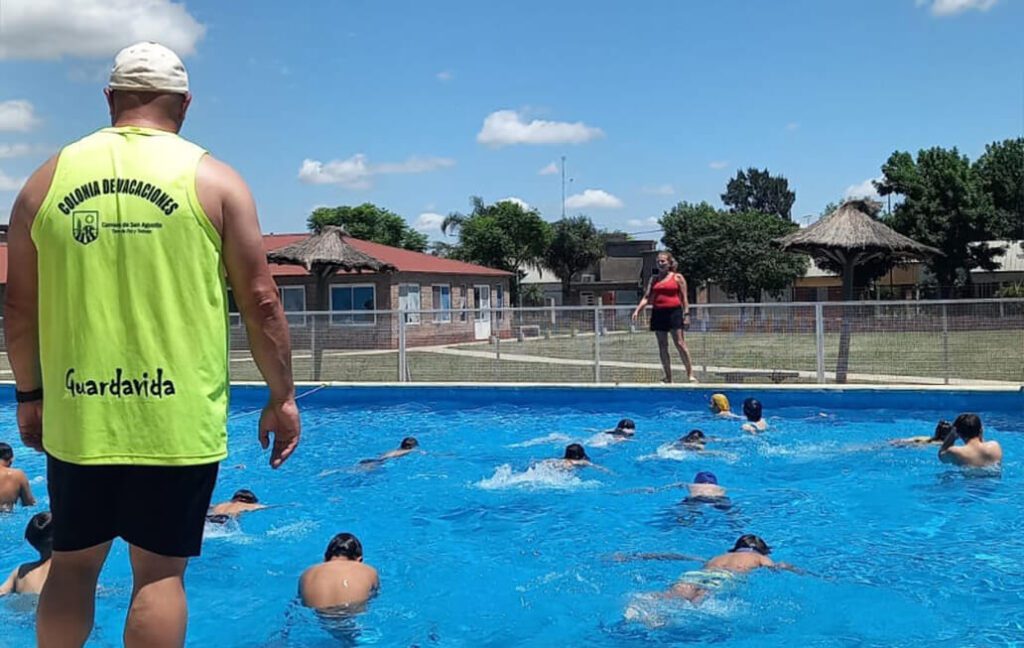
[2, 299, 1021, 385]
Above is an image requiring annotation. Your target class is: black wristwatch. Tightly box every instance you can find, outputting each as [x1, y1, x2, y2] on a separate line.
[15, 388, 43, 403]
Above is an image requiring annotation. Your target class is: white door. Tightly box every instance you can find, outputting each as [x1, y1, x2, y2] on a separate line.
[473, 285, 491, 340]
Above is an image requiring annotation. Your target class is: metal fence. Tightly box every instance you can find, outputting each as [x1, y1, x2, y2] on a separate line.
[1, 299, 1020, 385]
[225, 298, 1023, 385]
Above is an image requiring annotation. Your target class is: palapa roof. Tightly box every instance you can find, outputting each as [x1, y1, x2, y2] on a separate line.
[266, 225, 397, 274]
[775, 199, 940, 265]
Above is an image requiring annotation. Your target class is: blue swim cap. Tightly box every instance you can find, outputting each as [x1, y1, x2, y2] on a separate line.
[694, 471, 718, 485]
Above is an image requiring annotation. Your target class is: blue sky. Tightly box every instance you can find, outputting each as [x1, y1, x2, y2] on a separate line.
[1, 0, 1021, 241]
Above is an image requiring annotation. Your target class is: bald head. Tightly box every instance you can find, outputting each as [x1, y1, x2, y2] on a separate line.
[105, 88, 191, 133]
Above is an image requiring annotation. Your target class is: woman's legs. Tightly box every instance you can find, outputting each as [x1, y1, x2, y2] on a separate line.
[655, 331, 672, 382]
[671, 328, 695, 380]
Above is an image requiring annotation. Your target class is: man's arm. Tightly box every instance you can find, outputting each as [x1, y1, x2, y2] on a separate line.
[0, 567, 18, 596]
[205, 156, 300, 467]
[938, 428, 959, 464]
[19, 473, 35, 507]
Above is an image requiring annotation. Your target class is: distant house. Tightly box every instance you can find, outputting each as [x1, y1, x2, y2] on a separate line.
[521, 239, 657, 306]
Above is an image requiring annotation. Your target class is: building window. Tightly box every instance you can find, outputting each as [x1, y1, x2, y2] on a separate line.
[330, 284, 376, 325]
[278, 286, 306, 325]
[580, 291, 596, 306]
[459, 284, 469, 322]
[399, 283, 421, 325]
[495, 284, 504, 321]
[432, 284, 452, 323]
[580, 273, 595, 283]
[226, 288, 241, 327]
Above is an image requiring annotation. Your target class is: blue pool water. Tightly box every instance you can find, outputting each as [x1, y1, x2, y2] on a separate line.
[1, 386, 1022, 647]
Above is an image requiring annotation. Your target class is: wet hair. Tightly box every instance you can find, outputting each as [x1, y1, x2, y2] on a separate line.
[564, 443, 589, 461]
[616, 418, 636, 432]
[25, 512, 53, 553]
[400, 437, 419, 450]
[693, 471, 718, 485]
[742, 398, 763, 422]
[0, 442, 12, 463]
[730, 534, 771, 555]
[682, 429, 706, 444]
[656, 251, 678, 272]
[324, 532, 363, 562]
[231, 489, 258, 504]
[953, 413, 982, 440]
[932, 420, 953, 442]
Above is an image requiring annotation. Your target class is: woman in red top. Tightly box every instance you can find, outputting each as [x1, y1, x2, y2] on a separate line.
[631, 251, 696, 383]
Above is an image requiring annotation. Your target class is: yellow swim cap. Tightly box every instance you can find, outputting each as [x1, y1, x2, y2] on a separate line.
[711, 393, 730, 412]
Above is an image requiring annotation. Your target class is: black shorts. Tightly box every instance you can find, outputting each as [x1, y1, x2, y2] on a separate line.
[650, 307, 684, 332]
[47, 454, 219, 558]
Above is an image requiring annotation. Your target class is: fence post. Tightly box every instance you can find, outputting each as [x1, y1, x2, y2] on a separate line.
[309, 313, 318, 382]
[398, 308, 407, 383]
[815, 303, 825, 384]
[941, 303, 950, 385]
[593, 303, 602, 383]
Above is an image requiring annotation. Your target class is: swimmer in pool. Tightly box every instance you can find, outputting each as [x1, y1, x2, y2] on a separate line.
[299, 533, 379, 611]
[359, 437, 420, 467]
[620, 534, 801, 606]
[741, 398, 768, 433]
[890, 420, 951, 447]
[938, 413, 1002, 468]
[207, 489, 268, 523]
[603, 418, 636, 440]
[684, 471, 728, 504]
[542, 443, 610, 473]
[0, 442, 36, 512]
[673, 429, 708, 450]
[0, 512, 53, 596]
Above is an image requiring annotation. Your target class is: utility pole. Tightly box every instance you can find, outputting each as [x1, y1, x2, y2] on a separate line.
[561, 155, 566, 218]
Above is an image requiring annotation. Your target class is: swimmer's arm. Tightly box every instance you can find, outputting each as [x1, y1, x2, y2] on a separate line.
[769, 561, 806, 575]
[938, 430, 960, 463]
[587, 462, 613, 474]
[19, 473, 35, 507]
[613, 552, 704, 563]
[0, 568, 17, 595]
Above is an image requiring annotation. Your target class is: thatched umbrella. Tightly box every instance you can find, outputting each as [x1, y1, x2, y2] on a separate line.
[775, 199, 940, 382]
[267, 226, 396, 380]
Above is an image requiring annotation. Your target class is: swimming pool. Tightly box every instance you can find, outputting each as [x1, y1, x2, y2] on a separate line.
[1, 385, 1021, 647]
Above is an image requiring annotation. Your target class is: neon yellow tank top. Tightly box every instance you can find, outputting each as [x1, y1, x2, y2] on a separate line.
[31, 126, 228, 465]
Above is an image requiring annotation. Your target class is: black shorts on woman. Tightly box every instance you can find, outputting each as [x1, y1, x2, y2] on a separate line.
[650, 306, 684, 332]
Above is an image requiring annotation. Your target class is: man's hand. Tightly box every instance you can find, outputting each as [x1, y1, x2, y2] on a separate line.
[17, 401, 43, 452]
[259, 398, 300, 468]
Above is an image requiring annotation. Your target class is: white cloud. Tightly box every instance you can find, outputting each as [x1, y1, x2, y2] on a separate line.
[0, 143, 33, 158]
[436, 70, 453, 82]
[0, 170, 27, 192]
[498, 196, 531, 210]
[538, 162, 559, 175]
[844, 177, 883, 201]
[641, 184, 675, 196]
[0, 0, 206, 60]
[414, 212, 445, 234]
[917, 0, 998, 16]
[709, 160, 729, 170]
[565, 189, 623, 210]
[784, 122, 800, 132]
[477, 110, 604, 147]
[0, 101, 41, 132]
[626, 217, 659, 228]
[298, 154, 455, 190]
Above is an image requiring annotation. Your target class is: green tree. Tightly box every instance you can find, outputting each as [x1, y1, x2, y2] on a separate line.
[307, 203, 428, 251]
[713, 211, 808, 302]
[877, 147, 1003, 297]
[441, 196, 552, 303]
[659, 201, 723, 300]
[973, 138, 1024, 240]
[542, 215, 607, 305]
[721, 167, 796, 221]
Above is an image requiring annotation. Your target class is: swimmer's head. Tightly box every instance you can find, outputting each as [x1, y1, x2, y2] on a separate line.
[682, 429, 706, 444]
[742, 398, 763, 422]
[25, 512, 53, 555]
[709, 394, 730, 413]
[0, 442, 12, 465]
[693, 471, 718, 485]
[932, 420, 953, 442]
[614, 419, 636, 435]
[400, 437, 419, 450]
[564, 443, 589, 461]
[953, 413, 982, 440]
[231, 489, 258, 504]
[730, 534, 771, 555]
[324, 532, 363, 563]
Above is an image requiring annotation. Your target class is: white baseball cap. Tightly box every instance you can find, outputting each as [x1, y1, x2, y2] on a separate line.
[108, 42, 189, 95]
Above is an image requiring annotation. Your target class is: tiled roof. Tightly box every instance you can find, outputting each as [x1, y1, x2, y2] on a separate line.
[263, 234, 512, 277]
